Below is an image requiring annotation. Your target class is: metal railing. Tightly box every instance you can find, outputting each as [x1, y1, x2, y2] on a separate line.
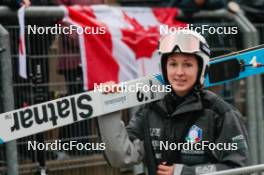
[0, 24, 19, 175]
[206, 164, 264, 175]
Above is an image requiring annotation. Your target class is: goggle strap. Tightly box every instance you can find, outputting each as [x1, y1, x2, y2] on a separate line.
[200, 41, 210, 56]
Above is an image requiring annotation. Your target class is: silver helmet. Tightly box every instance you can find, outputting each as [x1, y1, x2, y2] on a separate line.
[158, 29, 210, 85]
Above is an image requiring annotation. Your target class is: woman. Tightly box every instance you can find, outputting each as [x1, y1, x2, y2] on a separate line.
[97, 30, 249, 175]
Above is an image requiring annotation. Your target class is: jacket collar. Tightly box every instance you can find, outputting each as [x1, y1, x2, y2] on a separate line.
[156, 90, 203, 117]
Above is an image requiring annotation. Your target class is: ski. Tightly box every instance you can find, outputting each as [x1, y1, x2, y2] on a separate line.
[0, 45, 264, 143]
[0, 75, 166, 143]
[206, 44, 264, 86]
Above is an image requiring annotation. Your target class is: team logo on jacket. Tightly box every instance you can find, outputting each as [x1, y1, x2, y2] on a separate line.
[185, 125, 202, 143]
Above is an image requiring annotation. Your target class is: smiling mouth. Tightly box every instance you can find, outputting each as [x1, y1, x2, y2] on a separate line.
[174, 79, 186, 83]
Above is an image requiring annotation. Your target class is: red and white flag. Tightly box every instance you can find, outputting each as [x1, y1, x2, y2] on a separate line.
[64, 5, 187, 90]
[18, 6, 27, 79]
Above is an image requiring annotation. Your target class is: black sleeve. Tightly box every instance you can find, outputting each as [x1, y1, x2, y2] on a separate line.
[126, 105, 146, 141]
[179, 109, 249, 175]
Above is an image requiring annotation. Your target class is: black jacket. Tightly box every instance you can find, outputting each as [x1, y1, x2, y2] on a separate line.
[98, 90, 249, 175]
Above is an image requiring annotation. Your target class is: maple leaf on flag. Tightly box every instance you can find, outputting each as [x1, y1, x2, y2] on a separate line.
[121, 12, 160, 59]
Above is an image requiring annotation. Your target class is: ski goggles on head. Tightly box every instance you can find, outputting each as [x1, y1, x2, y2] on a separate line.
[158, 33, 210, 56]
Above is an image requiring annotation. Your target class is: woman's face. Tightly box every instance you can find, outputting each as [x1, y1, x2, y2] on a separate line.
[166, 53, 199, 97]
